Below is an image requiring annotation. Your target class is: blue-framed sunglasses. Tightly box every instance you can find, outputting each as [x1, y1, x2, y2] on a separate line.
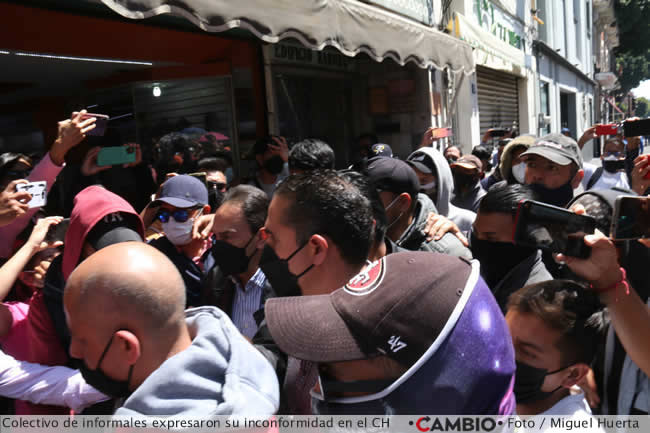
[156, 208, 198, 223]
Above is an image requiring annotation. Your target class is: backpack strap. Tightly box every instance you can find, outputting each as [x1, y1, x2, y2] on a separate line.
[586, 166, 604, 190]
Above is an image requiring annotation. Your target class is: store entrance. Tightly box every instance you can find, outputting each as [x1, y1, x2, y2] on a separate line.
[273, 72, 352, 168]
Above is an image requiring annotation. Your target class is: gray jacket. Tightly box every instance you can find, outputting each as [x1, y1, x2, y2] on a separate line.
[396, 193, 472, 260]
[490, 249, 552, 311]
[407, 147, 476, 232]
[115, 307, 279, 416]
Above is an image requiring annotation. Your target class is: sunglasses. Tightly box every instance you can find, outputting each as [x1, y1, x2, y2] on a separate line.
[207, 181, 227, 192]
[156, 208, 199, 223]
[604, 151, 624, 158]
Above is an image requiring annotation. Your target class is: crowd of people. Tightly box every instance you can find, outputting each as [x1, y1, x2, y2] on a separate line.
[0, 110, 648, 426]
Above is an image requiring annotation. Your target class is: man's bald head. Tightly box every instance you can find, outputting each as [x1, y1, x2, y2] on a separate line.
[65, 242, 186, 337]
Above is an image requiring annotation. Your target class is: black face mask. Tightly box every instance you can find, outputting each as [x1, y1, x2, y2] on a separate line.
[470, 232, 537, 289]
[602, 159, 626, 173]
[453, 173, 476, 194]
[77, 332, 134, 398]
[211, 235, 256, 276]
[263, 155, 285, 175]
[529, 182, 574, 208]
[208, 189, 224, 212]
[514, 360, 570, 404]
[259, 242, 313, 297]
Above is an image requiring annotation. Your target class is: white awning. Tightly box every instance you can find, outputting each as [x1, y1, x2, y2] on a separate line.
[448, 12, 527, 77]
[100, 0, 475, 75]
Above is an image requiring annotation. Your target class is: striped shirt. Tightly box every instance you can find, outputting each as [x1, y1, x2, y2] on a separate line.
[231, 268, 266, 338]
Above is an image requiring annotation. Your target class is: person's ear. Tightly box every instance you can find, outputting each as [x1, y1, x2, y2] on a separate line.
[561, 363, 590, 388]
[571, 169, 585, 189]
[399, 193, 412, 212]
[253, 230, 266, 251]
[308, 234, 329, 266]
[202, 204, 211, 215]
[115, 330, 141, 366]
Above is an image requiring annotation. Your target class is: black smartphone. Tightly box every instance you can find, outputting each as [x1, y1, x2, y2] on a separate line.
[45, 218, 70, 244]
[611, 195, 650, 240]
[623, 118, 650, 137]
[513, 200, 596, 258]
[81, 113, 109, 137]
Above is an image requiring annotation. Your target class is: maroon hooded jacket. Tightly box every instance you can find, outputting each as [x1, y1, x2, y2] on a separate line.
[26, 186, 144, 413]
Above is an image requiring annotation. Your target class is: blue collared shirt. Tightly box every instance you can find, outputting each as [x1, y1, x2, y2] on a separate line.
[231, 268, 266, 338]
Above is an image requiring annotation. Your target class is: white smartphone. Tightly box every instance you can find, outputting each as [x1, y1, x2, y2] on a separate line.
[16, 181, 47, 208]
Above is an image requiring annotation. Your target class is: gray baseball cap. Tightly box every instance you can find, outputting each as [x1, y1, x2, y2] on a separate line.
[521, 133, 583, 168]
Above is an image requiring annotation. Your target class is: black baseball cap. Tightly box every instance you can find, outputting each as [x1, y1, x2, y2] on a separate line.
[265, 251, 470, 366]
[367, 157, 420, 199]
[86, 213, 142, 251]
[407, 151, 436, 175]
[370, 143, 393, 158]
[521, 133, 584, 168]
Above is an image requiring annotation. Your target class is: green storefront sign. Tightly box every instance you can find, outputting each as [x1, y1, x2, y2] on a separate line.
[476, 0, 523, 50]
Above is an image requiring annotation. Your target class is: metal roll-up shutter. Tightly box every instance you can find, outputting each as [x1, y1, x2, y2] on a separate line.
[476, 66, 519, 137]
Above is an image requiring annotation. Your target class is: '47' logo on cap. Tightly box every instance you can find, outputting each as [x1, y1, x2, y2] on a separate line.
[388, 335, 407, 352]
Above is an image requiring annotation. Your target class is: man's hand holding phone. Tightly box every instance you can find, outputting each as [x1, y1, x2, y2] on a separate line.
[631, 155, 650, 195]
[50, 110, 97, 166]
[81, 147, 112, 176]
[556, 230, 623, 292]
[0, 180, 31, 227]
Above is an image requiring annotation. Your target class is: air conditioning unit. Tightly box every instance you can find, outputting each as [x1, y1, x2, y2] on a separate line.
[538, 113, 551, 128]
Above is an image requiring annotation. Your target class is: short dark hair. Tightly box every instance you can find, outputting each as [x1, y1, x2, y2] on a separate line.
[570, 194, 612, 235]
[288, 139, 335, 171]
[472, 145, 492, 161]
[507, 280, 606, 365]
[340, 170, 387, 247]
[222, 185, 269, 234]
[478, 183, 539, 218]
[445, 145, 463, 156]
[0, 153, 32, 180]
[275, 170, 374, 266]
[197, 157, 229, 174]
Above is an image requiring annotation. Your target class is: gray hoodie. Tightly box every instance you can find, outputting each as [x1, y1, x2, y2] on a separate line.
[407, 147, 476, 233]
[115, 307, 279, 416]
[396, 193, 472, 260]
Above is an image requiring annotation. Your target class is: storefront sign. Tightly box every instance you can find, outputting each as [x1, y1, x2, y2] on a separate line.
[271, 43, 352, 71]
[364, 0, 434, 26]
[474, 0, 524, 50]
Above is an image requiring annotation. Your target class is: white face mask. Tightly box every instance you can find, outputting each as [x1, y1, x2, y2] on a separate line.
[511, 163, 526, 184]
[163, 210, 202, 246]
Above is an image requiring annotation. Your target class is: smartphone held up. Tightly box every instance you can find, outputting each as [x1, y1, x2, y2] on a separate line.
[611, 196, 650, 241]
[513, 200, 596, 258]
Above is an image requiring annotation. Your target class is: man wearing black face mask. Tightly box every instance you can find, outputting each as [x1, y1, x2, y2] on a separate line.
[522, 133, 585, 207]
[367, 157, 472, 259]
[450, 155, 486, 212]
[249, 136, 289, 199]
[252, 170, 374, 414]
[202, 185, 278, 338]
[64, 242, 279, 415]
[505, 280, 606, 424]
[582, 138, 631, 191]
[471, 183, 552, 310]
